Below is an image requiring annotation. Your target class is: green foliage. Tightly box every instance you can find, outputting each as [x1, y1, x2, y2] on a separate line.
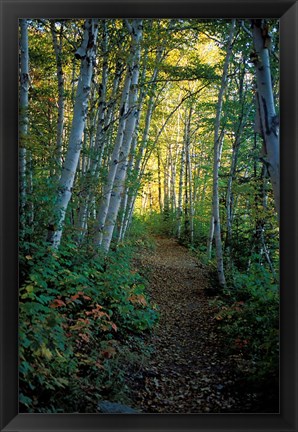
[211, 263, 279, 390]
[142, 211, 178, 237]
[18, 17, 280, 413]
[125, 216, 156, 251]
[19, 241, 158, 412]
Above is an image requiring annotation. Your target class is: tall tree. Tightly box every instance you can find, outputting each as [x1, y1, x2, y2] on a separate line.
[47, 19, 99, 248]
[51, 20, 65, 173]
[101, 19, 143, 253]
[207, 18, 236, 287]
[251, 19, 279, 220]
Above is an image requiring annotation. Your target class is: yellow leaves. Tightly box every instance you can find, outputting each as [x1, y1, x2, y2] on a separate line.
[166, 48, 186, 66]
[20, 284, 36, 300]
[25, 255, 33, 260]
[35, 344, 52, 360]
[55, 349, 67, 360]
[196, 33, 224, 67]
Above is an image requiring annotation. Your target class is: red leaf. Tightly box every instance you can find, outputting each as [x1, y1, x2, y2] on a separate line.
[102, 347, 116, 358]
[50, 299, 66, 308]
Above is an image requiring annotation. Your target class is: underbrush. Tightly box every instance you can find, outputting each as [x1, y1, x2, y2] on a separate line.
[141, 211, 177, 237]
[19, 240, 158, 412]
[125, 216, 157, 251]
[210, 263, 279, 408]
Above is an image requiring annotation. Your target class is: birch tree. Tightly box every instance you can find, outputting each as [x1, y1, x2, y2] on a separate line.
[51, 20, 65, 173]
[207, 18, 236, 287]
[93, 54, 133, 247]
[119, 58, 162, 241]
[101, 19, 143, 253]
[225, 60, 252, 258]
[76, 20, 112, 241]
[47, 19, 99, 248]
[251, 19, 279, 220]
[177, 133, 185, 239]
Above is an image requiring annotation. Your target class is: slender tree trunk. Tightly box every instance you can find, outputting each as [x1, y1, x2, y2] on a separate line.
[116, 48, 151, 243]
[19, 19, 30, 227]
[208, 18, 236, 287]
[120, 75, 159, 239]
[76, 20, 110, 241]
[251, 19, 279, 219]
[188, 148, 194, 244]
[163, 153, 170, 220]
[51, 21, 65, 173]
[177, 143, 185, 240]
[185, 106, 194, 243]
[93, 71, 132, 247]
[101, 19, 143, 253]
[225, 103, 251, 256]
[183, 106, 193, 242]
[47, 19, 99, 248]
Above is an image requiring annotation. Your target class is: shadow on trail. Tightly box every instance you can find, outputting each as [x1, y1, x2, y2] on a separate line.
[127, 237, 271, 413]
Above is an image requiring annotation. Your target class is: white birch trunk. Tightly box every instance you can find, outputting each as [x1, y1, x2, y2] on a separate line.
[93, 68, 132, 246]
[47, 19, 99, 248]
[208, 19, 235, 287]
[252, 20, 279, 219]
[51, 21, 64, 172]
[101, 19, 143, 253]
[183, 107, 192, 241]
[120, 87, 156, 239]
[76, 21, 110, 240]
[177, 144, 185, 240]
[188, 146, 194, 244]
[116, 45, 151, 243]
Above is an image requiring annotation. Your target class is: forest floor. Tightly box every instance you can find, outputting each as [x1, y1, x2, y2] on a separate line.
[127, 236, 262, 413]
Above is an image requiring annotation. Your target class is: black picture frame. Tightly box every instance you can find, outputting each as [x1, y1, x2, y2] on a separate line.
[0, 0, 297, 431]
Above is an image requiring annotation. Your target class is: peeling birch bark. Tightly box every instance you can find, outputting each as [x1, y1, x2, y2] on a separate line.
[101, 19, 143, 253]
[252, 19, 279, 220]
[47, 19, 99, 248]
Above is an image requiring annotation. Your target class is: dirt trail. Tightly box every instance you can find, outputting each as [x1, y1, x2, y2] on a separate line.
[129, 237, 257, 413]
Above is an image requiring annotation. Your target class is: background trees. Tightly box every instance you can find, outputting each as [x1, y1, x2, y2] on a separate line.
[19, 18, 279, 413]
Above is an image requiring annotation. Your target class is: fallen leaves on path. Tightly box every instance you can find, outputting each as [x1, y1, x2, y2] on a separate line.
[128, 237, 258, 413]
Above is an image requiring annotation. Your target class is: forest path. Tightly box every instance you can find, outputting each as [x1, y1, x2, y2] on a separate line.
[129, 236, 256, 413]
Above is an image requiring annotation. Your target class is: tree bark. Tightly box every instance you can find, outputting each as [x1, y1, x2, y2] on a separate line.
[76, 20, 111, 241]
[51, 21, 65, 173]
[47, 19, 99, 248]
[251, 19, 279, 220]
[101, 19, 143, 253]
[208, 18, 236, 287]
[93, 71, 132, 246]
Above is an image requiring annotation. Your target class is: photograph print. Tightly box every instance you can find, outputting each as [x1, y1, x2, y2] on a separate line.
[19, 17, 279, 413]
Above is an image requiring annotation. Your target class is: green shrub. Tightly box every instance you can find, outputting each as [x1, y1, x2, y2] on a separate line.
[19, 241, 158, 412]
[212, 263, 279, 389]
